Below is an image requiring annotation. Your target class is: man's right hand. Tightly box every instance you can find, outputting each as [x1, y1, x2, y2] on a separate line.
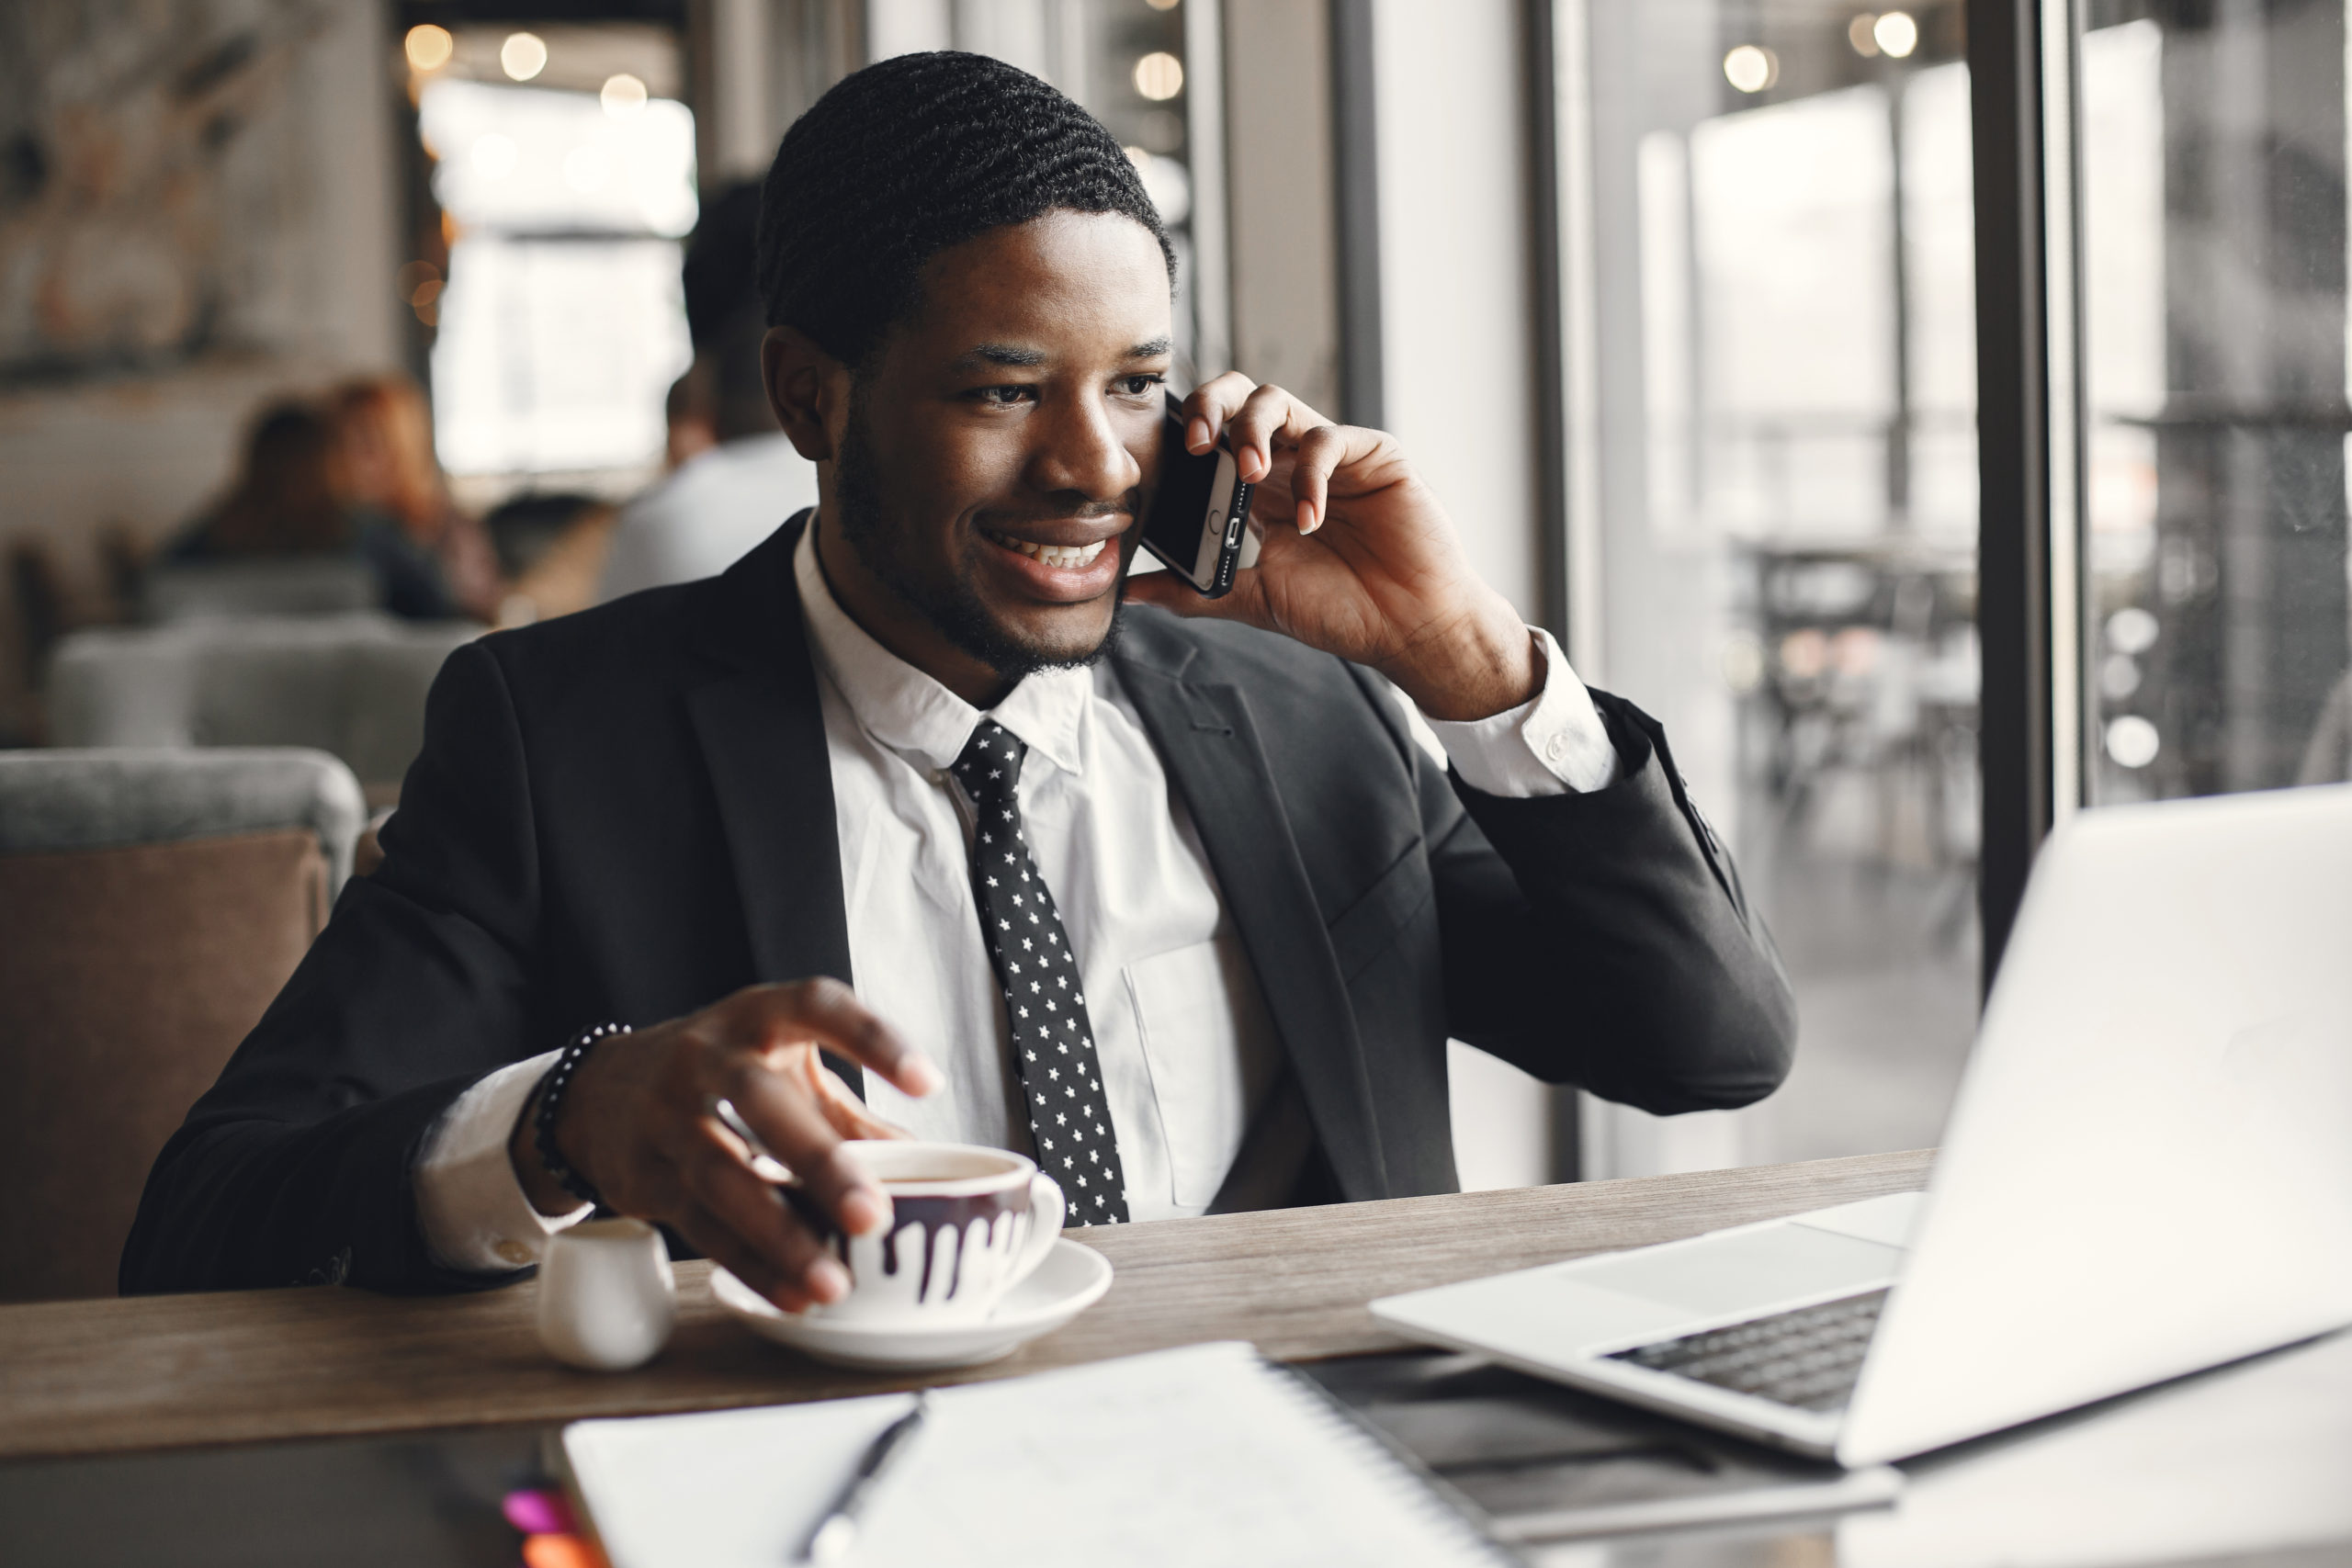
[507, 980, 942, 1311]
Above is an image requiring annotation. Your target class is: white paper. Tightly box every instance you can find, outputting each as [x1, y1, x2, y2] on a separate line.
[565, 1342, 1502, 1568]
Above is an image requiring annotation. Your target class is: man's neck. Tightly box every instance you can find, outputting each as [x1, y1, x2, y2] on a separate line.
[808, 508, 1014, 708]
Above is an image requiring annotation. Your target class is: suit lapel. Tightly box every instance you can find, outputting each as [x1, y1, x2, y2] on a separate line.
[1114, 622, 1391, 1201]
[684, 515, 862, 1096]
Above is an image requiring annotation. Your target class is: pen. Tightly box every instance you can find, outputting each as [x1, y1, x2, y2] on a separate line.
[799, 1391, 931, 1564]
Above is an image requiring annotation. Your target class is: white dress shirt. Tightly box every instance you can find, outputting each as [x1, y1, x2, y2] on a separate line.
[414, 522, 1619, 1271]
[597, 433, 820, 603]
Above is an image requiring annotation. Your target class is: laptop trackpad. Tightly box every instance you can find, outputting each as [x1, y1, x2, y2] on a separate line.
[1566, 1223, 1905, 1316]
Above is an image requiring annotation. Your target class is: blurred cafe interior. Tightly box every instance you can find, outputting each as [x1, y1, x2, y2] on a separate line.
[1, 0, 2348, 1561]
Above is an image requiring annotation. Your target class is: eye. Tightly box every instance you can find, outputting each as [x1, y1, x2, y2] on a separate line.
[968, 384, 1038, 407]
[1115, 373, 1165, 398]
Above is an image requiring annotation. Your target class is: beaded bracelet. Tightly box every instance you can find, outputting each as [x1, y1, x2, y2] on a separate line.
[533, 1021, 632, 1210]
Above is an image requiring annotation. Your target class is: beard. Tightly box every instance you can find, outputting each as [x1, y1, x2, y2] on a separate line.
[831, 392, 1127, 684]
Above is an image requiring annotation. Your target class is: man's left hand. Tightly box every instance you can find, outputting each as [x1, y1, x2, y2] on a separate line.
[1119, 373, 1538, 721]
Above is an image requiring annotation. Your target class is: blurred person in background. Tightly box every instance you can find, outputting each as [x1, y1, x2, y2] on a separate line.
[598, 182, 820, 602]
[482, 491, 619, 626]
[328, 374, 503, 622]
[662, 361, 718, 470]
[166, 400, 355, 560]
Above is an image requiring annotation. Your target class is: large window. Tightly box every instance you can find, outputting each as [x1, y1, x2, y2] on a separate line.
[1557, 0, 2351, 1178]
[402, 25, 697, 495]
[1564, 2, 1978, 1176]
[2077, 2, 2350, 804]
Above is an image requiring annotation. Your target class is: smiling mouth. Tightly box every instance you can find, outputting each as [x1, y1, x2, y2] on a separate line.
[983, 528, 1110, 570]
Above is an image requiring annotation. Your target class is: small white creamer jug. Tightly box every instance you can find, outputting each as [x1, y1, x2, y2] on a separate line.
[536, 1216, 676, 1371]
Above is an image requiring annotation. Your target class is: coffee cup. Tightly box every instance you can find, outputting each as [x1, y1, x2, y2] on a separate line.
[788, 1140, 1064, 1325]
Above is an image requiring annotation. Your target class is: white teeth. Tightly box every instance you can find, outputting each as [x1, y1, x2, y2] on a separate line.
[989, 532, 1106, 569]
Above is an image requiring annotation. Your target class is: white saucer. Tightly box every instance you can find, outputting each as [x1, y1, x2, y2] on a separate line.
[710, 1238, 1114, 1371]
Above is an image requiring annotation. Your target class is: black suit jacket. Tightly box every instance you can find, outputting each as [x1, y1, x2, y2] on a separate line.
[122, 517, 1795, 1296]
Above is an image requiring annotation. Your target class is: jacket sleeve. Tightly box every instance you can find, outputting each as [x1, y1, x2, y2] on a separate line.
[1419, 686, 1797, 1114]
[120, 642, 551, 1295]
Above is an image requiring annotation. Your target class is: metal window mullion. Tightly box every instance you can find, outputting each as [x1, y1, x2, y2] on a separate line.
[1971, 0, 2084, 986]
[2042, 0, 2089, 836]
[1329, 0, 1385, 430]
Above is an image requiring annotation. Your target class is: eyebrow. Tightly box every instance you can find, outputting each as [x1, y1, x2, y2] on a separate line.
[952, 336, 1174, 371]
[958, 344, 1048, 368]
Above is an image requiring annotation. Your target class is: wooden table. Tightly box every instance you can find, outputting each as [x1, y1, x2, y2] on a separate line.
[0, 1150, 1932, 1461]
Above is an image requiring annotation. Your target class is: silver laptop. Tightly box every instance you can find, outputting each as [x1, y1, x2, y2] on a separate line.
[1373, 784, 2352, 1467]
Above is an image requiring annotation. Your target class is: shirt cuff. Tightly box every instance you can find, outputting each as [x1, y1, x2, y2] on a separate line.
[1425, 626, 1620, 796]
[413, 1050, 594, 1273]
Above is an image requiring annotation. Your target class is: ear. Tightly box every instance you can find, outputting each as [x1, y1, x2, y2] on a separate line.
[763, 325, 847, 462]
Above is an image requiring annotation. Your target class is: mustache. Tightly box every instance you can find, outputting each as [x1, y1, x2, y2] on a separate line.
[978, 491, 1143, 527]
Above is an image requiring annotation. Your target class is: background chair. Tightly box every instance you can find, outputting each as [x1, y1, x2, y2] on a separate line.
[0, 748, 365, 1303]
[143, 559, 380, 622]
[45, 615, 474, 801]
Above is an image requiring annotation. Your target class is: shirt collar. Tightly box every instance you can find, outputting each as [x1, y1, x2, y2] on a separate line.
[794, 518, 1089, 777]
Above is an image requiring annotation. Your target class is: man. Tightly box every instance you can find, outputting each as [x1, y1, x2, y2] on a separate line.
[598, 183, 821, 601]
[123, 53, 1793, 1306]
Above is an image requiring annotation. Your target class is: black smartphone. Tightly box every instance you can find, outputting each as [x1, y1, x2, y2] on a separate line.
[1137, 393, 1257, 597]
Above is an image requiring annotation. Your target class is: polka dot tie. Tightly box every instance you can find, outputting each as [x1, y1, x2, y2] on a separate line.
[951, 720, 1130, 1225]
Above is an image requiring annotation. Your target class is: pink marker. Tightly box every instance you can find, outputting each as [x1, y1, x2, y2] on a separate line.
[502, 1489, 575, 1537]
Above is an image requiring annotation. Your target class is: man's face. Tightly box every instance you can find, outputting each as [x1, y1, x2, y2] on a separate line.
[822, 210, 1172, 686]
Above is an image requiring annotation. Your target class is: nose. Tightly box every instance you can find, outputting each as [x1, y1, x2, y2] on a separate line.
[1027, 387, 1144, 507]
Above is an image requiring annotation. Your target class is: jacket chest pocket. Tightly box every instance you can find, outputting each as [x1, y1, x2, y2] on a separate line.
[1325, 842, 1433, 985]
[1122, 935, 1277, 1207]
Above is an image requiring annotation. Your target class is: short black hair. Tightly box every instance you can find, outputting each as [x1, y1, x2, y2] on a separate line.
[755, 51, 1174, 367]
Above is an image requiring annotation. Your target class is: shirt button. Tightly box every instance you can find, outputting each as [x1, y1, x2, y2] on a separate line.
[496, 1239, 533, 1267]
[1544, 733, 1569, 762]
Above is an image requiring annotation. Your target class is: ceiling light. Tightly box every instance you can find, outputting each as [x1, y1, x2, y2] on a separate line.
[501, 31, 548, 82]
[1723, 44, 1777, 94]
[1134, 51, 1184, 101]
[404, 25, 454, 73]
[1848, 15, 1881, 57]
[601, 73, 649, 116]
[2106, 606, 2160, 655]
[2105, 716, 2160, 769]
[1873, 11, 1918, 59]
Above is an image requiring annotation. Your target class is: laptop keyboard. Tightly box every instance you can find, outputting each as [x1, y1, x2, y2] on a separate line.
[1606, 1288, 1889, 1413]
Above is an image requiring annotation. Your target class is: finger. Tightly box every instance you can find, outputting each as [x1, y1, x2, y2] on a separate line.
[672, 1196, 840, 1313]
[1289, 423, 1349, 535]
[1181, 372, 1259, 454]
[811, 1063, 915, 1140]
[720, 1049, 893, 1237]
[735, 978, 941, 1098]
[677, 1131, 850, 1302]
[1227, 384, 1304, 484]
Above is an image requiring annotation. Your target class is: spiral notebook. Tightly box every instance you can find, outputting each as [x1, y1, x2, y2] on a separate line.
[562, 1340, 1513, 1568]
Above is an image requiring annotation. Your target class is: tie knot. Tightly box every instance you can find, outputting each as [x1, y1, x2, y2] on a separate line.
[952, 719, 1026, 800]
